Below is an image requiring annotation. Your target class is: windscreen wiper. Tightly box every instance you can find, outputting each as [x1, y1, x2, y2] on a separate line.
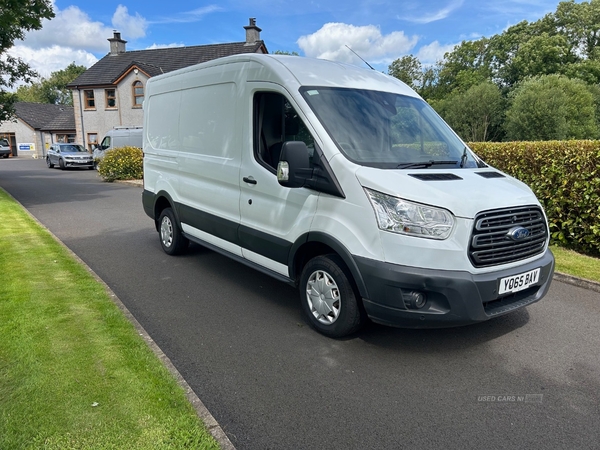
[396, 160, 459, 169]
[460, 147, 468, 168]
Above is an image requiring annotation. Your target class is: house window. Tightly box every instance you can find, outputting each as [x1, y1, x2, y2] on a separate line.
[56, 134, 76, 143]
[84, 90, 95, 109]
[87, 133, 98, 151]
[105, 89, 117, 108]
[133, 81, 144, 107]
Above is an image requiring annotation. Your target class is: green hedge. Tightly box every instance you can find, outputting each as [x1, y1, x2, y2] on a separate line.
[97, 146, 143, 182]
[470, 141, 600, 256]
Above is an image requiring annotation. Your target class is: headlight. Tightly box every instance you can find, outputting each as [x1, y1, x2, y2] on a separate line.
[364, 188, 454, 240]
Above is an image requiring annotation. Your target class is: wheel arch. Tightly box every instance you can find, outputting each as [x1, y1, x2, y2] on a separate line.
[150, 190, 180, 232]
[289, 232, 369, 299]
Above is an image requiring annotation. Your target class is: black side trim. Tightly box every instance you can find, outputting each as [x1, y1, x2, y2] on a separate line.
[239, 224, 292, 266]
[178, 203, 239, 245]
[142, 189, 155, 219]
[182, 231, 295, 286]
[176, 201, 292, 267]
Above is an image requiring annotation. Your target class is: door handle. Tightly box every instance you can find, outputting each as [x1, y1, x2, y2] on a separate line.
[243, 176, 257, 185]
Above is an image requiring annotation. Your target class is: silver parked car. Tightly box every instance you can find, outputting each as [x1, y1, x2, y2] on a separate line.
[46, 143, 94, 170]
[0, 138, 11, 158]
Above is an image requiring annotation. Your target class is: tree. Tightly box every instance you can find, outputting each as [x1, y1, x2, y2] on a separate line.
[435, 38, 491, 98]
[0, 0, 55, 121]
[504, 75, 598, 141]
[16, 63, 87, 105]
[388, 55, 422, 90]
[432, 81, 505, 142]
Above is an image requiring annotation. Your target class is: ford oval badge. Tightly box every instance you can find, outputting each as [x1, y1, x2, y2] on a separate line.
[507, 226, 530, 241]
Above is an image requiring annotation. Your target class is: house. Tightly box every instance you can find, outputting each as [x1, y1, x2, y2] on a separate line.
[68, 18, 267, 151]
[0, 102, 76, 158]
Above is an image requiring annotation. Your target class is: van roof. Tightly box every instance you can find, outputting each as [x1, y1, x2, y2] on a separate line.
[147, 54, 418, 98]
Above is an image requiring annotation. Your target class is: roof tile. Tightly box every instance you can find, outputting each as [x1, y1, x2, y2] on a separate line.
[68, 41, 266, 87]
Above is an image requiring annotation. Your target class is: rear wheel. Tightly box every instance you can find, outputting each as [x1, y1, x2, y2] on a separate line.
[299, 254, 365, 338]
[46, 157, 54, 168]
[158, 208, 188, 255]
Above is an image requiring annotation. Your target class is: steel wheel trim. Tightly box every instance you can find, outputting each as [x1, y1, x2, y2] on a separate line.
[306, 270, 341, 325]
[160, 216, 174, 248]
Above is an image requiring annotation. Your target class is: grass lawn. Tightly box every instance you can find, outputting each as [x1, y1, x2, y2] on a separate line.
[0, 188, 219, 449]
[550, 244, 600, 284]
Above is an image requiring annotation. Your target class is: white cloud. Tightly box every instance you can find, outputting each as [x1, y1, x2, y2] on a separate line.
[112, 5, 148, 40]
[402, 0, 464, 24]
[297, 23, 418, 65]
[149, 5, 223, 24]
[416, 41, 457, 64]
[145, 43, 185, 50]
[20, 5, 113, 52]
[19, 3, 147, 52]
[8, 3, 148, 84]
[8, 45, 98, 79]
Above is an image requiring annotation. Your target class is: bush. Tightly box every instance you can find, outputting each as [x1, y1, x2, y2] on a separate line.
[97, 146, 143, 182]
[470, 140, 600, 256]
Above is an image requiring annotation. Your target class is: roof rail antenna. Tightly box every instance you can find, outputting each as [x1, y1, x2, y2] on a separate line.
[345, 45, 375, 70]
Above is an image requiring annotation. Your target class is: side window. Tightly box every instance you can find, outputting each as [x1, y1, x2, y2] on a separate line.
[100, 136, 111, 149]
[254, 92, 315, 171]
[132, 81, 144, 107]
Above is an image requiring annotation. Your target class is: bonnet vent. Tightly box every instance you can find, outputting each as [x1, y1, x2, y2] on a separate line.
[408, 173, 463, 181]
[476, 171, 506, 179]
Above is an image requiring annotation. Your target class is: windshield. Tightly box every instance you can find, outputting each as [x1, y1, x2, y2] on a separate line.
[300, 87, 482, 169]
[60, 145, 86, 153]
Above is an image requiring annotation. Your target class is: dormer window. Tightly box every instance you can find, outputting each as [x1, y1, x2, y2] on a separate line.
[133, 81, 144, 107]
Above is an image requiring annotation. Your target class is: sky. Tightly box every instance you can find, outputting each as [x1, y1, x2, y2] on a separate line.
[8, 0, 568, 80]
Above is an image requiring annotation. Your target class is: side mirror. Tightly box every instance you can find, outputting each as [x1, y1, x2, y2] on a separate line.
[277, 141, 311, 188]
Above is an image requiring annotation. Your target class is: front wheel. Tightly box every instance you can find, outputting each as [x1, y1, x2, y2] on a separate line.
[59, 158, 65, 170]
[299, 254, 365, 338]
[158, 208, 189, 255]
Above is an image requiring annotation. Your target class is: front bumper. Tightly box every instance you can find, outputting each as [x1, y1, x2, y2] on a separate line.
[356, 249, 554, 328]
[64, 160, 93, 167]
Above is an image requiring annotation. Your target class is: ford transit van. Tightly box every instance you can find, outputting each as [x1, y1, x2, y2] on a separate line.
[93, 126, 142, 167]
[142, 54, 554, 337]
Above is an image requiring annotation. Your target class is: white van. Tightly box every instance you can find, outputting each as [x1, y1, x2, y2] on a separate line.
[142, 54, 554, 337]
[93, 126, 142, 166]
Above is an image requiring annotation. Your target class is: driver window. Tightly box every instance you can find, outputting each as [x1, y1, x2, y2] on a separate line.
[100, 136, 111, 149]
[254, 92, 315, 171]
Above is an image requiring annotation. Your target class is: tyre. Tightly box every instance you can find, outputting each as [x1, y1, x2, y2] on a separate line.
[299, 254, 365, 338]
[47, 157, 54, 168]
[59, 158, 65, 170]
[158, 207, 189, 255]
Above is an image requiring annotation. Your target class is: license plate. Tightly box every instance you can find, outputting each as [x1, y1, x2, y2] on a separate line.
[498, 268, 541, 295]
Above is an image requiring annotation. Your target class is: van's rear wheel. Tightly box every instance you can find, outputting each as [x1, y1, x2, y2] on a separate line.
[158, 208, 188, 255]
[300, 254, 365, 338]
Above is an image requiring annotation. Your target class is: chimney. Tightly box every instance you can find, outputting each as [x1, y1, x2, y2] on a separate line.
[108, 31, 127, 55]
[244, 18, 261, 45]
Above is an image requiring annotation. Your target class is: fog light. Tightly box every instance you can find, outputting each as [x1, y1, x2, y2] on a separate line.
[403, 291, 427, 309]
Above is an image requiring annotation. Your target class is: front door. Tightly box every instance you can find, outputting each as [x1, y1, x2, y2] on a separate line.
[239, 87, 319, 277]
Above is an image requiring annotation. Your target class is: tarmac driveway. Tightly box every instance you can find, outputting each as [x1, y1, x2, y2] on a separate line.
[1, 158, 599, 449]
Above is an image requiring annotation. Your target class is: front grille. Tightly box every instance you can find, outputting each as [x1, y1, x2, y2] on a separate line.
[469, 206, 547, 267]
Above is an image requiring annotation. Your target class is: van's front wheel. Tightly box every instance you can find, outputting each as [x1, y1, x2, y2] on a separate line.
[158, 208, 188, 255]
[300, 255, 365, 338]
